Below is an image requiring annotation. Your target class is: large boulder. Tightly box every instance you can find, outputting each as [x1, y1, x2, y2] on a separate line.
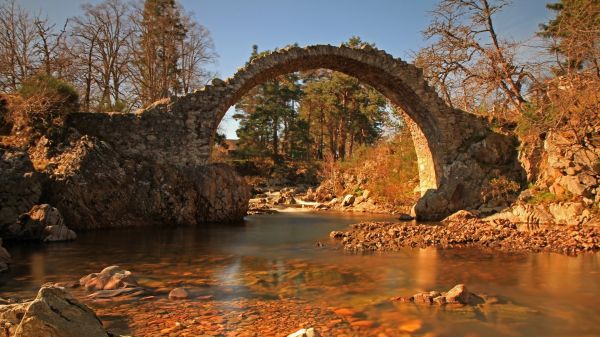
[548, 202, 586, 226]
[1, 204, 76, 242]
[0, 286, 109, 337]
[342, 194, 355, 207]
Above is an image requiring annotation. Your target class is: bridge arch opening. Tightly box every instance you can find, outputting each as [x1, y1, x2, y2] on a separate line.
[210, 45, 446, 197]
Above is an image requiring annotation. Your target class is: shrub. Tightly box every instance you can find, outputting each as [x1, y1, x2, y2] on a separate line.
[317, 129, 420, 208]
[18, 74, 79, 114]
[3, 75, 79, 141]
[481, 176, 521, 203]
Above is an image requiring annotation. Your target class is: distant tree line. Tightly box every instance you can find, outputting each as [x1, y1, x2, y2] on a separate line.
[0, 0, 215, 112]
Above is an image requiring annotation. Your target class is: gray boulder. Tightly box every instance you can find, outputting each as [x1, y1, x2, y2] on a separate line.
[0, 286, 109, 337]
[2, 204, 76, 242]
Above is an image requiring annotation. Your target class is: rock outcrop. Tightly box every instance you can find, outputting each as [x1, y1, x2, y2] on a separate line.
[0, 286, 109, 337]
[0, 238, 10, 272]
[2, 204, 76, 242]
[40, 136, 250, 229]
[498, 129, 599, 225]
[0, 150, 42, 233]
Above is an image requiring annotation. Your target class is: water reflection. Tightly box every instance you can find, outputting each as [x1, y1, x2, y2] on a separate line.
[0, 212, 599, 336]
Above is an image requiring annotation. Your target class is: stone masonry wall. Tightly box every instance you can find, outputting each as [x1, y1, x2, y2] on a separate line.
[67, 44, 523, 220]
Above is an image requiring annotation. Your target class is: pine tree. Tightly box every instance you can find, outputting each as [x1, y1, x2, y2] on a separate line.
[539, 0, 600, 77]
[133, 0, 186, 105]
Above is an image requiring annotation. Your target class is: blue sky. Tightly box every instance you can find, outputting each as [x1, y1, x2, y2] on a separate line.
[21, 0, 553, 138]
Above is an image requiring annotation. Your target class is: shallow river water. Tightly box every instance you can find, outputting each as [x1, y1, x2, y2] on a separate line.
[1, 211, 600, 337]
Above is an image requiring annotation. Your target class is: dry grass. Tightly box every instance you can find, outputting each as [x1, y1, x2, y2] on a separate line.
[319, 129, 420, 207]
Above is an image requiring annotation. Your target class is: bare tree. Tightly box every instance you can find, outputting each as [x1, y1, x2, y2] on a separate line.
[0, 0, 38, 91]
[178, 14, 216, 95]
[416, 0, 536, 117]
[70, 0, 132, 111]
[34, 16, 69, 77]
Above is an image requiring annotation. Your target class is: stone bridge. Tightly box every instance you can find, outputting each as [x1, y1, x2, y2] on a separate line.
[67, 44, 523, 221]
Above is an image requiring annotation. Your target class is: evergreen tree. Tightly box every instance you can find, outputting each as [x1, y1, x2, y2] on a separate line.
[133, 0, 186, 105]
[539, 0, 600, 77]
[234, 45, 302, 161]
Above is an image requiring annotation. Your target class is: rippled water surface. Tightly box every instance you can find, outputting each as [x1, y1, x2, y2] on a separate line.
[1, 211, 599, 337]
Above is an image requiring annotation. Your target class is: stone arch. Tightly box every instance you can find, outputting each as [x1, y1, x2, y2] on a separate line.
[211, 45, 452, 195]
[68, 44, 523, 220]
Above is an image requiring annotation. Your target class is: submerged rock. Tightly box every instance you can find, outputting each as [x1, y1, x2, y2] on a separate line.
[442, 209, 479, 222]
[80, 265, 139, 291]
[168, 287, 190, 300]
[444, 284, 484, 305]
[0, 285, 109, 337]
[393, 284, 484, 306]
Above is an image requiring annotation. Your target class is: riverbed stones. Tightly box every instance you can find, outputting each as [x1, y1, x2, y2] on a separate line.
[331, 220, 600, 255]
[80, 266, 139, 291]
[394, 284, 484, 306]
[0, 285, 109, 337]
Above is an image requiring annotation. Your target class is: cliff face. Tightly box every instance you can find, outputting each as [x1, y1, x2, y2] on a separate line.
[0, 131, 250, 233]
[41, 135, 250, 229]
[491, 128, 599, 226]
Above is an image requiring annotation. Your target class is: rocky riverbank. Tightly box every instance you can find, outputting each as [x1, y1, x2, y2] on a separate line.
[329, 217, 600, 255]
[248, 185, 408, 215]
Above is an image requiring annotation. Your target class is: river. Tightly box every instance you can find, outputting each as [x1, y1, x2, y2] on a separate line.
[1, 211, 599, 336]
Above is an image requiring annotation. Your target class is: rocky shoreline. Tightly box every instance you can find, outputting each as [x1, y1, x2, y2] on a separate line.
[248, 186, 408, 216]
[329, 218, 600, 255]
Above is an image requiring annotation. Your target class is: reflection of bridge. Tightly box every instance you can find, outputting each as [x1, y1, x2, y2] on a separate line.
[68, 45, 522, 220]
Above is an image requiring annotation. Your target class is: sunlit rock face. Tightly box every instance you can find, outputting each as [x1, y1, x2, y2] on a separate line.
[0, 286, 110, 337]
[39, 136, 250, 229]
[0, 132, 249, 230]
[67, 44, 523, 220]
